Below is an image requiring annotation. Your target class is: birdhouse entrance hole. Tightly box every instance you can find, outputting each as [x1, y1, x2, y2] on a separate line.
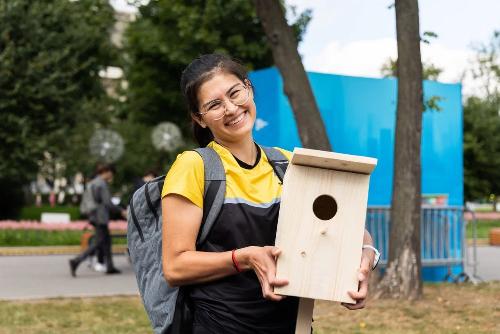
[312, 195, 337, 220]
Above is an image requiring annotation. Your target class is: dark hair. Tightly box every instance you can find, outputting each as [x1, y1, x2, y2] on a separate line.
[95, 163, 116, 175]
[180, 54, 250, 147]
[143, 169, 157, 178]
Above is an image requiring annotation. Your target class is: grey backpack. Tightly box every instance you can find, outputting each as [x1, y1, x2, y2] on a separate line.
[127, 146, 289, 334]
[79, 182, 97, 217]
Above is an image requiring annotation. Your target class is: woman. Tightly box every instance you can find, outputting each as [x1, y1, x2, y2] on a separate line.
[161, 54, 377, 334]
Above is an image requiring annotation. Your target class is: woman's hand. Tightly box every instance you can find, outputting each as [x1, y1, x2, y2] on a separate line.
[342, 247, 374, 310]
[237, 246, 288, 301]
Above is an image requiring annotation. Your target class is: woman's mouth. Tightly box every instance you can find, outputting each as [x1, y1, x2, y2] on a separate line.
[225, 111, 248, 127]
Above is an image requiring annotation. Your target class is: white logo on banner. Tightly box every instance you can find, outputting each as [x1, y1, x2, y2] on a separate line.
[255, 118, 269, 131]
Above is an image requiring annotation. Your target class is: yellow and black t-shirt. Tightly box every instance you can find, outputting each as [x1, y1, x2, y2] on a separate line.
[162, 141, 299, 334]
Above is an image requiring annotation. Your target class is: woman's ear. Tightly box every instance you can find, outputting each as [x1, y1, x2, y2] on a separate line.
[191, 113, 207, 128]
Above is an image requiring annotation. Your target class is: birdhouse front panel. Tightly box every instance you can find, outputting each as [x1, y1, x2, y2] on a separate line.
[274, 148, 377, 304]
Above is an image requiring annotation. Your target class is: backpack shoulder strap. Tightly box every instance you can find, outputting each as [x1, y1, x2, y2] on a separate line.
[193, 147, 226, 246]
[261, 146, 289, 184]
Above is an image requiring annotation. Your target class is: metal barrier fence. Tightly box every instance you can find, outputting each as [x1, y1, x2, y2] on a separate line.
[366, 206, 479, 282]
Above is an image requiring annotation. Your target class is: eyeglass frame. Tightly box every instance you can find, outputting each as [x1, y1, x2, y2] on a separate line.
[197, 82, 252, 121]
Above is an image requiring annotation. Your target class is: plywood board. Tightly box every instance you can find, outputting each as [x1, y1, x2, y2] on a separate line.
[291, 147, 377, 174]
[295, 298, 314, 334]
[275, 164, 371, 303]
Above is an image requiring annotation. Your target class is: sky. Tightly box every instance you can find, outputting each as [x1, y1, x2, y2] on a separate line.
[111, 0, 499, 97]
[286, 0, 499, 96]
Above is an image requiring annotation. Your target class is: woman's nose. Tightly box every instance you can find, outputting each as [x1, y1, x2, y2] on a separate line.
[224, 100, 239, 114]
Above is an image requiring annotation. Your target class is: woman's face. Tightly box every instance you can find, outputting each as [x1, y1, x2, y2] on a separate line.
[194, 72, 256, 145]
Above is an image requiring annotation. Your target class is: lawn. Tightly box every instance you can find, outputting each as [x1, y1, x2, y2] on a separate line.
[0, 229, 127, 247]
[0, 282, 498, 334]
[466, 219, 500, 239]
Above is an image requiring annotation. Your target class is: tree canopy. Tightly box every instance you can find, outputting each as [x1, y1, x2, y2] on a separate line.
[463, 95, 500, 202]
[463, 31, 500, 204]
[122, 0, 311, 129]
[0, 0, 117, 217]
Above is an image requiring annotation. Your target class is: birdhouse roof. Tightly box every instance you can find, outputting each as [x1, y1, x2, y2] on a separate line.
[291, 148, 377, 175]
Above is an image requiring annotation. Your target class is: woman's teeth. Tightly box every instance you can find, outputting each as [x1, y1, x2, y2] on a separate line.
[227, 112, 246, 126]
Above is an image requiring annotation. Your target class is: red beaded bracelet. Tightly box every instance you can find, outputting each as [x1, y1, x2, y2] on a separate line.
[231, 249, 242, 273]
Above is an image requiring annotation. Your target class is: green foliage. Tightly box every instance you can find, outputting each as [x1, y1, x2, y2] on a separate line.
[0, 0, 117, 218]
[463, 31, 500, 203]
[122, 0, 311, 128]
[421, 31, 438, 44]
[108, 120, 194, 203]
[0, 230, 84, 247]
[463, 95, 500, 201]
[423, 95, 445, 112]
[381, 58, 443, 81]
[20, 205, 81, 221]
[470, 30, 500, 98]
[381, 58, 445, 112]
[465, 220, 500, 239]
[0, 229, 127, 247]
[0, 0, 312, 218]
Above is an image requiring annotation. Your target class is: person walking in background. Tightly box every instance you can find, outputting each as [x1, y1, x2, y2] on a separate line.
[132, 169, 157, 193]
[69, 164, 126, 276]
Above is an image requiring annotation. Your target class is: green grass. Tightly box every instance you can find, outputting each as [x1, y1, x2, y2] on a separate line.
[0, 283, 498, 333]
[20, 205, 81, 221]
[466, 219, 500, 239]
[0, 230, 127, 247]
[0, 296, 150, 334]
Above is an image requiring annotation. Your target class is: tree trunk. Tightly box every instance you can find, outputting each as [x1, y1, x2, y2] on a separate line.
[374, 0, 423, 300]
[252, 0, 331, 151]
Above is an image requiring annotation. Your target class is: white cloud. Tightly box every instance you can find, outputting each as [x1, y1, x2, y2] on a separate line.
[304, 38, 482, 97]
[305, 38, 397, 78]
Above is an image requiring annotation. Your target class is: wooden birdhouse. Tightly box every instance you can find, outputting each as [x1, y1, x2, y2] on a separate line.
[274, 148, 377, 332]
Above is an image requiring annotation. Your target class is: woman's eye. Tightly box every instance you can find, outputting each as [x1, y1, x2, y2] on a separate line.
[208, 101, 222, 111]
[230, 89, 241, 99]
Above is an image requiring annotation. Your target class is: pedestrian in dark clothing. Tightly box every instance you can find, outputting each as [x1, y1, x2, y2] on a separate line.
[132, 170, 157, 193]
[70, 164, 126, 276]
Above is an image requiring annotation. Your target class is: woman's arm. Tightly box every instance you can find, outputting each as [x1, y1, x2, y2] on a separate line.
[162, 194, 288, 300]
[162, 194, 235, 286]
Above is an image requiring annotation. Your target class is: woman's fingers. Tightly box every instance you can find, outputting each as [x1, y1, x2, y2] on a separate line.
[260, 277, 285, 301]
[250, 246, 288, 301]
[271, 246, 282, 258]
[348, 278, 368, 300]
[270, 277, 289, 287]
[341, 299, 366, 310]
[343, 259, 370, 310]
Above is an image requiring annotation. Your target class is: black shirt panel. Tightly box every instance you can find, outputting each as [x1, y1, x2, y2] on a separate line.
[191, 201, 299, 334]
[232, 142, 262, 169]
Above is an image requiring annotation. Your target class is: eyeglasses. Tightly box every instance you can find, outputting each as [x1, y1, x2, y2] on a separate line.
[198, 83, 251, 121]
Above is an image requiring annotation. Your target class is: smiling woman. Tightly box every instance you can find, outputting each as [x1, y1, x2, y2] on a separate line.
[156, 54, 377, 334]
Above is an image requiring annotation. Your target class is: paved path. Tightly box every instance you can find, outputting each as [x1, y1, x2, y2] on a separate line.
[0, 246, 498, 301]
[465, 245, 500, 282]
[0, 254, 138, 300]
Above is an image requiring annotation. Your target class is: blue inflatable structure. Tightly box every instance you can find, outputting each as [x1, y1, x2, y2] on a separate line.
[249, 67, 463, 281]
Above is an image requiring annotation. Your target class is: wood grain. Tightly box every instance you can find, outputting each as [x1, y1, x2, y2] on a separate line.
[275, 163, 372, 304]
[295, 298, 314, 334]
[291, 147, 377, 174]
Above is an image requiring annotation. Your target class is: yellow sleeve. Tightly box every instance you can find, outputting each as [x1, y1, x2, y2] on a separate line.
[161, 151, 204, 208]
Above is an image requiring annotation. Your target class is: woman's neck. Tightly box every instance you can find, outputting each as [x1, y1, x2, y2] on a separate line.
[216, 137, 257, 166]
